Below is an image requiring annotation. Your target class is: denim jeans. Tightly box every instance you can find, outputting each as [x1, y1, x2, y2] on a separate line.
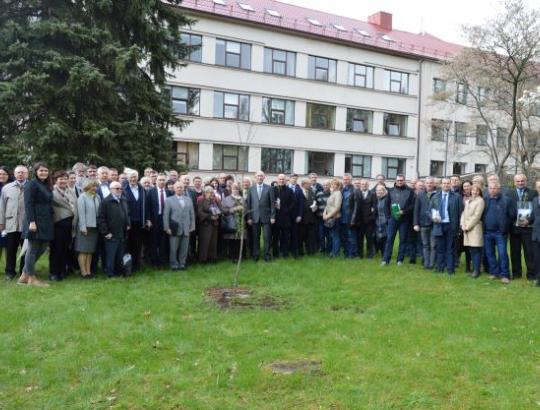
[329, 223, 341, 257]
[469, 246, 482, 273]
[420, 226, 436, 268]
[340, 224, 358, 258]
[435, 223, 456, 273]
[383, 218, 410, 263]
[319, 221, 331, 254]
[23, 239, 50, 276]
[105, 239, 124, 277]
[484, 231, 510, 278]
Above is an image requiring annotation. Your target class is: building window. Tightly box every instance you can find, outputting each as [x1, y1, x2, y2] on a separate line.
[430, 160, 444, 177]
[307, 151, 334, 176]
[385, 70, 409, 94]
[264, 48, 296, 76]
[306, 103, 336, 130]
[453, 162, 467, 175]
[213, 144, 248, 171]
[433, 78, 446, 93]
[308, 55, 337, 82]
[382, 157, 405, 179]
[346, 109, 373, 133]
[215, 39, 251, 69]
[475, 164, 487, 173]
[454, 122, 468, 144]
[262, 97, 295, 125]
[497, 127, 507, 148]
[478, 87, 489, 104]
[456, 83, 468, 104]
[476, 124, 488, 146]
[180, 33, 202, 62]
[261, 148, 293, 174]
[214, 92, 250, 121]
[431, 119, 450, 142]
[167, 86, 200, 116]
[383, 113, 408, 137]
[348, 64, 374, 88]
[345, 155, 371, 178]
[176, 142, 199, 169]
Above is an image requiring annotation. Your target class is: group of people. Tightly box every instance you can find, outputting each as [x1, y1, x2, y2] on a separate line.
[1, 162, 539, 288]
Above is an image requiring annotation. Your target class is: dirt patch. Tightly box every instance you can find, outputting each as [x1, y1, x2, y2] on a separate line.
[205, 287, 285, 310]
[329, 305, 365, 314]
[265, 360, 322, 375]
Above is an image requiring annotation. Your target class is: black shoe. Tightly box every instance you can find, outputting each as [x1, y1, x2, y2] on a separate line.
[534, 279, 540, 287]
[471, 271, 481, 279]
[49, 274, 62, 282]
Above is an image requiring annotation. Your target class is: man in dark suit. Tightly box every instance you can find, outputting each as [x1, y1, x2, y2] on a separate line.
[351, 179, 376, 258]
[146, 173, 173, 267]
[530, 180, 540, 287]
[122, 169, 149, 273]
[508, 174, 537, 280]
[288, 174, 304, 258]
[246, 171, 275, 262]
[273, 174, 296, 258]
[98, 182, 130, 277]
[96, 166, 111, 200]
[429, 178, 462, 274]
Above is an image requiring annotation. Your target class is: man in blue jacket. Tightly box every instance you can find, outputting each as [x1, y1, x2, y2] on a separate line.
[429, 178, 462, 274]
[483, 181, 516, 284]
[413, 177, 437, 269]
[340, 174, 357, 258]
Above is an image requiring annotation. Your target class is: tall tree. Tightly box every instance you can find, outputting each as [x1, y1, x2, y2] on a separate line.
[437, 0, 540, 178]
[0, 0, 194, 170]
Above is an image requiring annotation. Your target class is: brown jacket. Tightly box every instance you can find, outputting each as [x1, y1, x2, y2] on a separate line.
[460, 196, 485, 247]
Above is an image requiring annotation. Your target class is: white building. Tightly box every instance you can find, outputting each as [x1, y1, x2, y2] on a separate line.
[166, 0, 493, 180]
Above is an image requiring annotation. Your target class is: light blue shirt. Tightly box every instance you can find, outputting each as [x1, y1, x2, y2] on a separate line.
[441, 192, 450, 223]
[130, 185, 139, 201]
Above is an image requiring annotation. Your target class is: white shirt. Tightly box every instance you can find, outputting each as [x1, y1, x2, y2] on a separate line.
[100, 183, 110, 198]
[130, 185, 139, 201]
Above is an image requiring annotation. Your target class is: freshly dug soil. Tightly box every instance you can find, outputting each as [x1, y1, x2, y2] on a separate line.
[205, 287, 285, 310]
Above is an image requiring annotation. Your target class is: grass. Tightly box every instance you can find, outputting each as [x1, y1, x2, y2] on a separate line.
[1, 253, 540, 409]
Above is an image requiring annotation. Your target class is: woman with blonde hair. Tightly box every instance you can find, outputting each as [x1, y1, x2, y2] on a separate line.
[323, 178, 342, 257]
[460, 184, 485, 278]
[76, 179, 101, 278]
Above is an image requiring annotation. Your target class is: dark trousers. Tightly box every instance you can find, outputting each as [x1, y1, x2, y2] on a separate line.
[533, 241, 540, 281]
[188, 229, 198, 262]
[407, 228, 422, 263]
[318, 221, 331, 254]
[383, 218, 410, 263]
[435, 223, 456, 273]
[104, 239, 124, 277]
[251, 222, 271, 260]
[375, 236, 387, 256]
[299, 223, 317, 256]
[290, 222, 300, 257]
[199, 224, 218, 262]
[49, 218, 73, 278]
[470, 246, 482, 274]
[340, 224, 358, 258]
[5, 231, 23, 277]
[484, 231, 510, 278]
[91, 235, 106, 274]
[272, 226, 290, 258]
[227, 239, 241, 261]
[126, 223, 144, 272]
[150, 218, 168, 267]
[357, 222, 375, 258]
[509, 229, 534, 279]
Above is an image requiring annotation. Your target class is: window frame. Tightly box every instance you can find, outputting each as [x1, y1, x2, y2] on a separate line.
[433, 78, 447, 93]
[454, 122, 468, 144]
[176, 141, 199, 169]
[168, 86, 200, 116]
[348, 63, 374, 88]
[307, 151, 334, 177]
[344, 154, 372, 178]
[385, 70, 409, 94]
[382, 157, 405, 179]
[262, 97, 295, 126]
[214, 91, 250, 121]
[180, 32, 202, 62]
[346, 108, 373, 133]
[430, 160, 445, 177]
[431, 119, 450, 142]
[383, 113, 408, 137]
[452, 162, 467, 175]
[213, 144, 248, 171]
[308, 55, 337, 83]
[306, 103, 336, 130]
[456, 83, 468, 104]
[261, 148, 293, 174]
[476, 124, 489, 146]
[215, 38, 251, 70]
[263, 47, 296, 77]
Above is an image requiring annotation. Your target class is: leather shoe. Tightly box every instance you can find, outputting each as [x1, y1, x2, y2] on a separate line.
[49, 274, 63, 282]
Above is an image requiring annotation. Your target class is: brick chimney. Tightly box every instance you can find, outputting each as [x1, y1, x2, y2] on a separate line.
[368, 11, 392, 31]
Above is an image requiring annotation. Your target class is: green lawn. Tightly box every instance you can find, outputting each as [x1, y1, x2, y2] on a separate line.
[1, 255, 539, 409]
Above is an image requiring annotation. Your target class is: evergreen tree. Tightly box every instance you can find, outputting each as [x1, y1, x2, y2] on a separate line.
[0, 0, 193, 170]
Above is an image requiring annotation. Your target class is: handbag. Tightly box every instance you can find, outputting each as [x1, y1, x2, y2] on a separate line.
[220, 213, 237, 233]
[324, 217, 335, 229]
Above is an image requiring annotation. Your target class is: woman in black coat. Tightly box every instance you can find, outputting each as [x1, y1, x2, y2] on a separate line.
[197, 186, 221, 263]
[19, 162, 54, 287]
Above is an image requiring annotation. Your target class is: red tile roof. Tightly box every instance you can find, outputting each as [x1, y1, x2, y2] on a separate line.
[174, 0, 463, 60]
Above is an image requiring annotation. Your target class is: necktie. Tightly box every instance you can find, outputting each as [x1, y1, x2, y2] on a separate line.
[518, 189, 523, 201]
[441, 193, 447, 221]
[160, 189, 165, 214]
